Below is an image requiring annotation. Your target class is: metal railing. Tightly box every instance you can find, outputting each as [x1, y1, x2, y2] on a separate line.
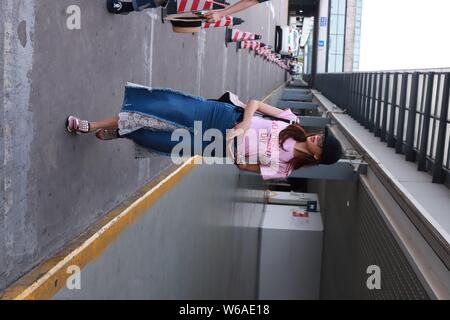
[315, 71, 450, 187]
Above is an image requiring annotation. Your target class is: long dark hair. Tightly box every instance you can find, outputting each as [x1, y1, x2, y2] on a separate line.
[279, 124, 321, 171]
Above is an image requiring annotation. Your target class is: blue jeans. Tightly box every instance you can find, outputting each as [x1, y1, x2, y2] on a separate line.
[120, 84, 243, 156]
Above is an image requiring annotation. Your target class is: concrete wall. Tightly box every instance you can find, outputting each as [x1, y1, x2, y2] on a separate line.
[344, 0, 356, 72]
[54, 163, 265, 299]
[0, 0, 287, 291]
[0, 0, 5, 291]
[316, 0, 329, 73]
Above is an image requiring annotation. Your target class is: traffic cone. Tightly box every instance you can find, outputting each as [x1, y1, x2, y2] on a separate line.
[168, 15, 242, 33]
[255, 42, 265, 55]
[252, 41, 261, 51]
[203, 16, 244, 29]
[166, 0, 230, 15]
[238, 41, 247, 50]
[238, 40, 260, 50]
[226, 28, 262, 42]
[257, 44, 271, 56]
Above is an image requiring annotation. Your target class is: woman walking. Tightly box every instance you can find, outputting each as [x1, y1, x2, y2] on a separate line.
[66, 83, 342, 180]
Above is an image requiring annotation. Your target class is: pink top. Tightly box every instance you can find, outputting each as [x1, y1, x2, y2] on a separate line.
[236, 109, 298, 180]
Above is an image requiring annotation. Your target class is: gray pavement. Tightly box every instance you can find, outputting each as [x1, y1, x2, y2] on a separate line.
[0, 0, 288, 290]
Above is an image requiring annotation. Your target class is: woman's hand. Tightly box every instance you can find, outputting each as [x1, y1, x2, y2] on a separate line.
[203, 0, 259, 23]
[204, 10, 224, 23]
[228, 119, 251, 144]
[232, 119, 251, 136]
[226, 119, 251, 162]
[226, 119, 251, 145]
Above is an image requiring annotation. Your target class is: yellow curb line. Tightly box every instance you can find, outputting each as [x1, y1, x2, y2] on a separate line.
[1, 157, 199, 300]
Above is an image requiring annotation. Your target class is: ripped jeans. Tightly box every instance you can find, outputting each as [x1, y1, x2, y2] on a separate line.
[118, 83, 243, 156]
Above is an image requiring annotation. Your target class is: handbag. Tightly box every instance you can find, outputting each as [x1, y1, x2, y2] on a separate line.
[209, 91, 247, 111]
[210, 91, 300, 125]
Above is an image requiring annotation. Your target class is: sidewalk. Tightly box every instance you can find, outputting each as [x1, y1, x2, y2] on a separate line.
[0, 0, 288, 291]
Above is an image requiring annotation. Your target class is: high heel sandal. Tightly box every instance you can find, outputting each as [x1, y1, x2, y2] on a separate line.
[95, 128, 120, 140]
[66, 116, 90, 134]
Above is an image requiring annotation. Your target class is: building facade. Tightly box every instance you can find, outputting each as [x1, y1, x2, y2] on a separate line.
[306, 0, 362, 75]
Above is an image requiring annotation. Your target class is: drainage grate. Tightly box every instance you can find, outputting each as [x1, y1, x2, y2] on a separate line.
[317, 179, 430, 300]
[354, 187, 429, 300]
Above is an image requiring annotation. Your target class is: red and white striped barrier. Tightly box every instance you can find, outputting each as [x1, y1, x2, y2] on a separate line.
[258, 46, 271, 57]
[177, 0, 212, 12]
[202, 16, 243, 28]
[172, 0, 229, 14]
[226, 28, 261, 42]
[258, 48, 269, 56]
[168, 14, 242, 33]
[238, 40, 261, 50]
[251, 41, 261, 51]
[245, 42, 288, 71]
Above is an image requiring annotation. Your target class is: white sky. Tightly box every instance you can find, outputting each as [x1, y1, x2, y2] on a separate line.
[359, 0, 450, 71]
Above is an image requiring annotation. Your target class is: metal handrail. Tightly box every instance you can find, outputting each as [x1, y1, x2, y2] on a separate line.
[314, 71, 450, 187]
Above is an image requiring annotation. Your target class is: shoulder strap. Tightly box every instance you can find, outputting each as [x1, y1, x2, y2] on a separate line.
[262, 114, 300, 125]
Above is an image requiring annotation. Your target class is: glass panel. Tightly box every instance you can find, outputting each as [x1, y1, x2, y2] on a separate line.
[328, 54, 336, 72]
[330, 35, 338, 54]
[338, 14, 346, 33]
[338, 0, 347, 15]
[336, 54, 344, 72]
[330, 0, 339, 14]
[337, 34, 344, 54]
[329, 14, 338, 35]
